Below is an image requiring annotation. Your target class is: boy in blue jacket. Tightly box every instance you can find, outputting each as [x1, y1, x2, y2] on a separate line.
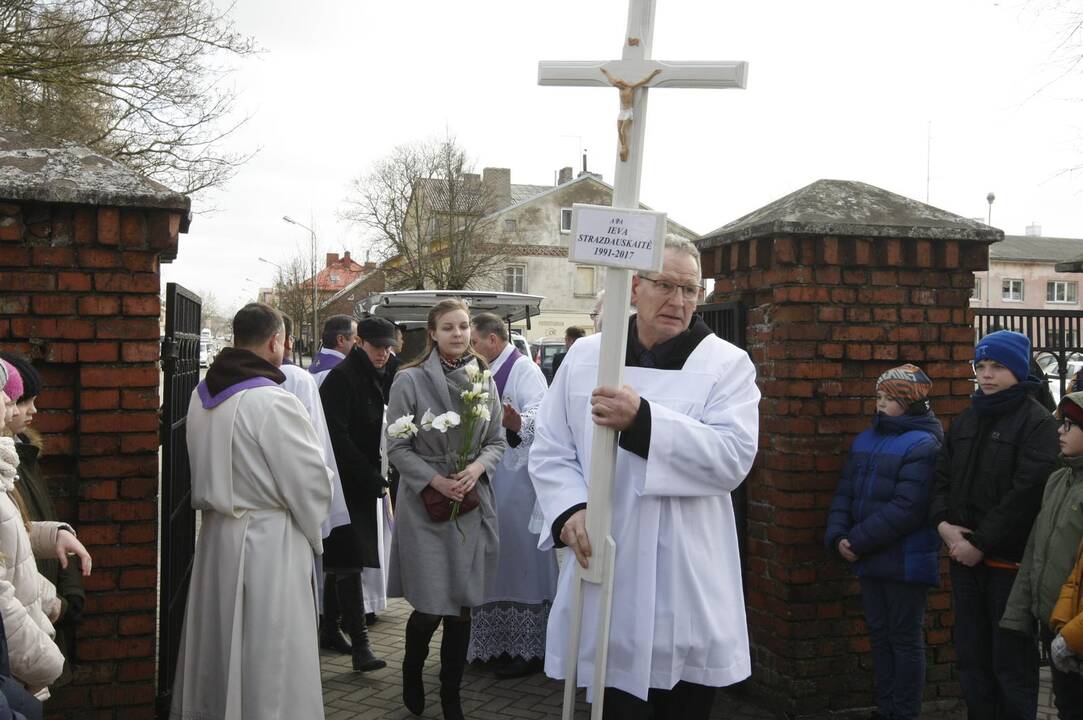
[826, 364, 943, 720]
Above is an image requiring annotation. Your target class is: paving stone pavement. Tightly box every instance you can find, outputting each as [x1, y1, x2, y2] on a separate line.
[321, 599, 1058, 719]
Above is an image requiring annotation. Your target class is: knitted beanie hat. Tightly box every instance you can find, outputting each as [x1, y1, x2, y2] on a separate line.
[0, 359, 21, 402]
[1059, 392, 1083, 426]
[877, 364, 933, 405]
[0, 353, 40, 402]
[974, 330, 1031, 382]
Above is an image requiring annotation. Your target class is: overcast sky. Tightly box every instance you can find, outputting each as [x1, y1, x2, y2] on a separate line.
[160, 0, 1083, 312]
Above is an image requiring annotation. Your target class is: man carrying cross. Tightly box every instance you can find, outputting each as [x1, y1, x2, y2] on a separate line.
[529, 235, 759, 719]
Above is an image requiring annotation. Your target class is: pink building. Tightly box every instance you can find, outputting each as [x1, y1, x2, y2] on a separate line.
[971, 230, 1083, 311]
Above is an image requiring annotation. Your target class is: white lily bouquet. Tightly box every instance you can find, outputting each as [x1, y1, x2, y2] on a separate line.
[388, 362, 494, 541]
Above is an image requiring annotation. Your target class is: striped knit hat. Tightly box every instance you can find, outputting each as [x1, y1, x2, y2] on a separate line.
[876, 364, 933, 406]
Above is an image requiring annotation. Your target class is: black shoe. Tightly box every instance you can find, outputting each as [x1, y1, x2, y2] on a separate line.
[352, 642, 388, 673]
[494, 656, 543, 679]
[366, 612, 378, 626]
[319, 616, 352, 654]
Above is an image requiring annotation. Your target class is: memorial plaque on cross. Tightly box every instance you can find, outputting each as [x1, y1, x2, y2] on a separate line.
[538, 1, 747, 717]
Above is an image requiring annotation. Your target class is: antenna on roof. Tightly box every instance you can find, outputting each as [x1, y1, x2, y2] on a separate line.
[582, 149, 588, 174]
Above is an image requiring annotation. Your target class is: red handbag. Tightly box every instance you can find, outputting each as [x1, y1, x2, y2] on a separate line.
[419, 485, 480, 522]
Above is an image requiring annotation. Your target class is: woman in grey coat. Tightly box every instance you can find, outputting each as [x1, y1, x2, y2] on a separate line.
[386, 298, 505, 720]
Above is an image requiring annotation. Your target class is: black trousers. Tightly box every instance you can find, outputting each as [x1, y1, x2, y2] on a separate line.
[950, 562, 1038, 720]
[601, 681, 717, 720]
[325, 571, 366, 638]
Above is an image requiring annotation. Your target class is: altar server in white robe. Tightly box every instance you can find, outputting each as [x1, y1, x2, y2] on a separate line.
[530, 237, 759, 720]
[171, 303, 333, 720]
[467, 313, 559, 678]
[279, 315, 352, 653]
[280, 314, 351, 540]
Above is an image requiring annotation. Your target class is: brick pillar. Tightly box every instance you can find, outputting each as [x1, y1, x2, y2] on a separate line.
[699, 181, 1001, 718]
[0, 200, 183, 719]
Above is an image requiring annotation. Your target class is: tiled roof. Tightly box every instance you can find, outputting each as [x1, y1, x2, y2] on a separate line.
[990, 235, 1083, 263]
[510, 184, 551, 204]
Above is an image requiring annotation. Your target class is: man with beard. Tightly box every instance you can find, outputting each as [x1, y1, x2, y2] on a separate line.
[319, 316, 398, 672]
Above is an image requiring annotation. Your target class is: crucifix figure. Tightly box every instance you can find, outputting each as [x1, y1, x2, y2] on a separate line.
[536, 3, 749, 719]
[600, 67, 662, 161]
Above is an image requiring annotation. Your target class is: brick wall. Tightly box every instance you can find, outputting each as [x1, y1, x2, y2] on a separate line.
[0, 200, 181, 718]
[704, 233, 990, 718]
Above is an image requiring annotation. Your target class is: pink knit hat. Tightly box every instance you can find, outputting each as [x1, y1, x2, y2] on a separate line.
[0, 359, 22, 401]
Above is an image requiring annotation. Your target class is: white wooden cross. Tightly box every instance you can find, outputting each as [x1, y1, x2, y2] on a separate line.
[538, 2, 747, 718]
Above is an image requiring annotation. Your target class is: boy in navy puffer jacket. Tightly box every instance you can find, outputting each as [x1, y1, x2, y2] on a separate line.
[826, 364, 943, 720]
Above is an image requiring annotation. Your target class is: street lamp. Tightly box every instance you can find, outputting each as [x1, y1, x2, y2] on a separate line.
[985, 192, 995, 309]
[283, 216, 318, 362]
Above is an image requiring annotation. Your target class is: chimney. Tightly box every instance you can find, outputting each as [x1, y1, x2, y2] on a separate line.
[1026, 222, 1042, 237]
[325, 252, 338, 268]
[343, 250, 352, 262]
[483, 167, 512, 213]
[558, 166, 574, 185]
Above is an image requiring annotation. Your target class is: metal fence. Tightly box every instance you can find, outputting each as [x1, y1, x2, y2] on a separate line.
[156, 283, 200, 717]
[974, 308, 1083, 399]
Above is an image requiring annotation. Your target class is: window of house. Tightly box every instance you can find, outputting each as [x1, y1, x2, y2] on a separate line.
[504, 218, 517, 233]
[574, 266, 595, 297]
[1002, 278, 1024, 302]
[504, 265, 525, 293]
[971, 277, 982, 301]
[560, 208, 573, 233]
[1047, 281, 1078, 304]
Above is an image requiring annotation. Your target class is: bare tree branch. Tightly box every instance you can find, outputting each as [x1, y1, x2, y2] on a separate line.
[340, 134, 510, 291]
[0, 0, 257, 195]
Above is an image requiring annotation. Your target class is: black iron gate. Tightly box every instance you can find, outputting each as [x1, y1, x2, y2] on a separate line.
[697, 301, 749, 565]
[156, 283, 200, 717]
[974, 308, 1083, 399]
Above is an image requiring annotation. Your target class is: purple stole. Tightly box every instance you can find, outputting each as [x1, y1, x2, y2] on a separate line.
[196, 377, 278, 409]
[493, 349, 524, 398]
[308, 350, 344, 376]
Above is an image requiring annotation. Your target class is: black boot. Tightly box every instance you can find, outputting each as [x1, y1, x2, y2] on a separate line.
[319, 615, 352, 654]
[337, 573, 387, 672]
[439, 617, 471, 720]
[404, 612, 441, 715]
[319, 577, 351, 654]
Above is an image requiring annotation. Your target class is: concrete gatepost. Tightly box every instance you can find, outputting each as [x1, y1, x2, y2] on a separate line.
[697, 179, 1001, 718]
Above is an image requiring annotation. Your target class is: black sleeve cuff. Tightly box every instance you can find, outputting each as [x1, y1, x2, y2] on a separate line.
[618, 399, 652, 460]
[552, 502, 588, 548]
[506, 429, 522, 448]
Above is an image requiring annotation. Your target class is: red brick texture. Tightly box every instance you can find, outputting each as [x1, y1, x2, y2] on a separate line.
[0, 200, 180, 719]
[704, 234, 986, 717]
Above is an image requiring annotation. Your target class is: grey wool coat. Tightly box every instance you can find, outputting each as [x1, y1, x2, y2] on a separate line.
[386, 351, 506, 616]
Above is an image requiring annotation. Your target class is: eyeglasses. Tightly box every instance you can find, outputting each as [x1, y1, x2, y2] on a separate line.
[638, 275, 702, 301]
[1063, 418, 1077, 433]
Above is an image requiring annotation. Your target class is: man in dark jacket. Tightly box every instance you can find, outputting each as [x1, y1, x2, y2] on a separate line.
[930, 330, 1060, 719]
[319, 316, 397, 673]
